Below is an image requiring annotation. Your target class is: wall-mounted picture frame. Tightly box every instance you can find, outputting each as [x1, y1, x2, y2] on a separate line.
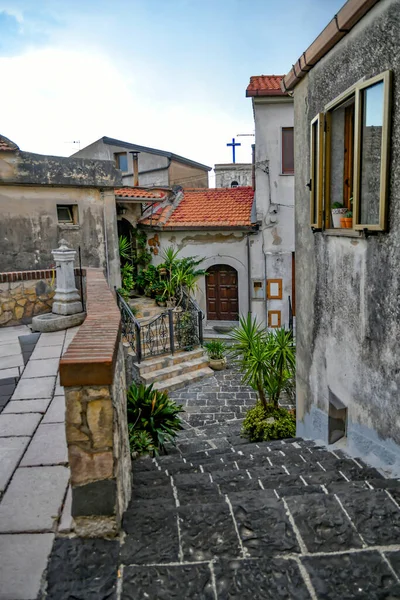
[267, 279, 282, 300]
[268, 310, 281, 328]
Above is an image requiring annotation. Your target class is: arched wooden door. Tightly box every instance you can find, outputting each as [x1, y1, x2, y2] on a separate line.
[206, 265, 239, 321]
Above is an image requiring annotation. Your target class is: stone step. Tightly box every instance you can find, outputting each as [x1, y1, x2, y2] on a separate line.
[153, 367, 214, 393]
[135, 349, 206, 374]
[141, 356, 209, 385]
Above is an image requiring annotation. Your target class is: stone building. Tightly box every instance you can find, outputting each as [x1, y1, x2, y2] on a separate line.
[73, 137, 211, 188]
[214, 163, 252, 188]
[0, 134, 122, 288]
[282, 0, 400, 469]
[246, 75, 295, 328]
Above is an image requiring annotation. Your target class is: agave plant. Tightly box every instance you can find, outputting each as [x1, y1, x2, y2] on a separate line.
[127, 383, 184, 453]
[119, 235, 131, 260]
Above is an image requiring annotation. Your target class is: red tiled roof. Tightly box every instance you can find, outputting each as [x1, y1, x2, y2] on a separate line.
[0, 135, 19, 152]
[115, 187, 167, 200]
[246, 75, 287, 97]
[140, 187, 255, 229]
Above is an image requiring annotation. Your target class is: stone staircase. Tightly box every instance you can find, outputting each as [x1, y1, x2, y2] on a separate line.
[120, 423, 400, 598]
[128, 296, 214, 392]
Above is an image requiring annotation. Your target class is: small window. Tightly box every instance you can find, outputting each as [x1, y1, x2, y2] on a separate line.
[268, 310, 281, 328]
[267, 279, 282, 300]
[115, 152, 128, 172]
[231, 180, 239, 188]
[282, 127, 294, 174]
[57, 204, 78, 224]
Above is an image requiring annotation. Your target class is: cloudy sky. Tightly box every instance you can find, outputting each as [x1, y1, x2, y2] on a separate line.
[1, 0, 343, 178]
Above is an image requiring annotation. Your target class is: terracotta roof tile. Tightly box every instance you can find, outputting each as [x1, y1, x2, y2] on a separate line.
[139, 187, 255, 229]
[115, 187, 167, 200]
[246, 75, 287, 97]
[0, 135, 19, 152]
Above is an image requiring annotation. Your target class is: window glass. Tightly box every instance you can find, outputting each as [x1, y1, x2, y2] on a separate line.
[359, 81, 384, 225]
[116, 153, 128, 172]
[282, 127, 294, 174]
[57, 205, 73, 223]
[329, 96, 355, 212]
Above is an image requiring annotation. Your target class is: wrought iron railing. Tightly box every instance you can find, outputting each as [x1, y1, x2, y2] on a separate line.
[181, 288, 205, 320]
[115, 288, 203, 363]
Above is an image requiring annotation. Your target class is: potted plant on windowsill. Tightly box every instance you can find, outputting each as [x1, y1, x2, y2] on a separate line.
[204, 340, 227, 371]
[331, 202, 347, 228]
[343, 210, 353, 228]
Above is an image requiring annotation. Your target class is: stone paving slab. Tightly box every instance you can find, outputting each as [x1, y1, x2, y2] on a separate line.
[0, 436, 30, 492]
[41, 395, 65, 424]
[0, 533, 54, 600]
[0, 366, 20, 379]
[0, 412, 42, 437]
[0, 353, 24, 369]
[0, 343, 22, 358]
[44, 538, 119, 600]
[12, 376, 55, 400]
[0, 465, 69, 532]
[302, 550, 400, 599]
[20, 422, 67, 466]
[30, 345, 62, 360]
[35, 333, 65, 348]
[2, 398, 51, 414]
[21, 358, 60, 379]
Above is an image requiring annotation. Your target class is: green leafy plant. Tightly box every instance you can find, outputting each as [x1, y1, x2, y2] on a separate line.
[127, 383, 184, 453]
[121, 263, 134, 295]
[242, 402, 296, 442]
[129, 427, 155, 457]
[345, 210, 353, 218]
[119, 235, 131, 259]
[229, 317, 295, 409]
[204, 340, 227, 360]
[176, 312, 198, 350]
[332, 202, 344, 209]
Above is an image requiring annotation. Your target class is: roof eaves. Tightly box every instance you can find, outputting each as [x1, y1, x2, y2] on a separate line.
[103, 136, 211, 171]
[281, 0, 380, 92]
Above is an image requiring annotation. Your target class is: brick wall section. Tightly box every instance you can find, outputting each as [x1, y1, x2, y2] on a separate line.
[60, 269, 121, 387]
[60, 268, 132, 536]
[0, 267, 86, 283]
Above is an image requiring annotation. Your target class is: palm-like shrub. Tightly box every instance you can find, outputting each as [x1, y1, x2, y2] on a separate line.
[127, 383, 184, 454]
[204, 340, 227, 360]
[229, 315, 295, 409]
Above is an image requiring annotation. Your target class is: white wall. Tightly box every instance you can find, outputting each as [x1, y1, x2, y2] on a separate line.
[251, 97, 295, 326]
[152, 229, 251, 319]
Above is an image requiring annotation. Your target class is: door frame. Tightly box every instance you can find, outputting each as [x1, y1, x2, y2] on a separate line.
[205, 264, 239, 321]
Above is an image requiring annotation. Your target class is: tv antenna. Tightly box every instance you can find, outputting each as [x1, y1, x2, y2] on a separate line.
[64, 140, 81, 150]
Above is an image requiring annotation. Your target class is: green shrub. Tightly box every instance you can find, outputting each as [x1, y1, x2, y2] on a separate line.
[127, 383, 184, 454]
[129, 427, 155, 457]
[242, 402, 296, 442]
[204, 340, 227, 360]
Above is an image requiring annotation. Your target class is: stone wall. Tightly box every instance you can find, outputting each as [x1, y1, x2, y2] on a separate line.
[293, 0, 400, 469]
[0, 269, 86, 327]
[60, 268, 131, 536]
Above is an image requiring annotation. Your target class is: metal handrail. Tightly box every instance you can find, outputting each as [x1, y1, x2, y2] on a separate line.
[288, 295, 293, 332]
[181, 287, 205, 320]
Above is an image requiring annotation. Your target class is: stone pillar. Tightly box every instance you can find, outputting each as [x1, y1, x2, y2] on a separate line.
[52, 239, 83, 315]
[60, 268, 131, 537]
[102, 190, 122, 290]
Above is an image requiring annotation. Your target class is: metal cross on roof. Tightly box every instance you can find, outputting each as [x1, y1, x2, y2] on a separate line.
[226, 137, 241, 163]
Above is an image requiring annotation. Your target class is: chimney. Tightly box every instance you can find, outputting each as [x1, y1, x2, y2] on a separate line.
[251, 144, 256, 191]
[130, 151, 140, 186]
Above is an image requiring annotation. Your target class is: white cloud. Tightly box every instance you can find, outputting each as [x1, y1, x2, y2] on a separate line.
[1, 46, 254, 185]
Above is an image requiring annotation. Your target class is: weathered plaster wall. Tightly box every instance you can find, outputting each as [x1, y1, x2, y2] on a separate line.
[294, 0, 400, 470]
[73, 139, 170, 187]
[169, 160, 208, 188]
[153, 230, 251, 318]
[214, 164, 252, 188]
[251, 98, 294, 326]
[0, 185, 121, 289]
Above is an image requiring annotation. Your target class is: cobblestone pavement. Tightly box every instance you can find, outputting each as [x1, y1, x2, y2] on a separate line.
[41, 365, 400, 600]
[0, 326, 79, 600]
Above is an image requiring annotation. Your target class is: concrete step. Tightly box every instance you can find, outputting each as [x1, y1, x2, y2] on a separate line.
[142, 356, 209, 385]
[135, 348, 206, 374]
[153, 367, 214, 393]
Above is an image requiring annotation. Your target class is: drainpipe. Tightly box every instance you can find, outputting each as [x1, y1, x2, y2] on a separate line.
[130, 151, 140, 186]
[247, 233, 252, 316]
[252, 144, 256, 191]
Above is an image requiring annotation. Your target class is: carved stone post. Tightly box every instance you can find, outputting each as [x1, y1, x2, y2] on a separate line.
[52, 239, 83, 315]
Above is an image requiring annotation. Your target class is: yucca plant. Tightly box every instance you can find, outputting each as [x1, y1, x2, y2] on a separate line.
[127, 383, 184, 453]
[119, 235, 131, 260]
[204, 340, 227, 360]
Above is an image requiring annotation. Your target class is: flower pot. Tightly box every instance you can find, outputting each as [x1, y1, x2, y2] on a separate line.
[159, 268, 167, 276]
[344, 217, 353, 228]
[156, 300, 167, 307]
[209, 357, 227, 371]
[331, 208, 347, 228]
[340, 217, 347, 228]
[166, 300, 176, 308]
